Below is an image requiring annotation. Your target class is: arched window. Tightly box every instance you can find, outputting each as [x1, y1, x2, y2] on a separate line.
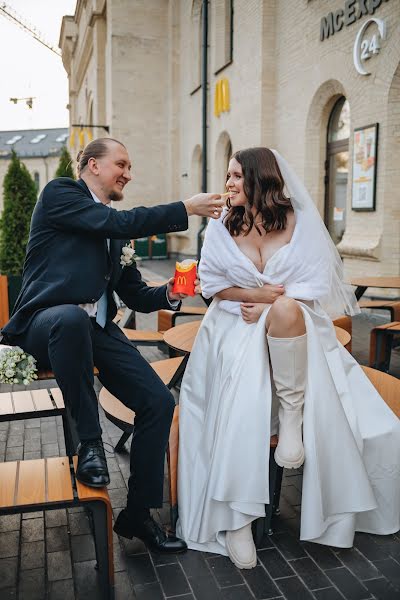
[33, 171, 40, 191]
[324, 97, 350, 244]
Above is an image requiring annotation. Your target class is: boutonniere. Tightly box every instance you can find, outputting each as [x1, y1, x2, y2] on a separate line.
[120, 242, 139, 267]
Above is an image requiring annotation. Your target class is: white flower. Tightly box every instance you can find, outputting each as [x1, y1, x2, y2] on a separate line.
[120, 243, 139, 267]
[0, 346, 38, 385]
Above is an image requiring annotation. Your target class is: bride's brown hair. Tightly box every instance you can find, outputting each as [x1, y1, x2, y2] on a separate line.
[224, 147, 293, 237]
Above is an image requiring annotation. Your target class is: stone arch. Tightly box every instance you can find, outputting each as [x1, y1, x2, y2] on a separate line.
[304, 79, 348, 215]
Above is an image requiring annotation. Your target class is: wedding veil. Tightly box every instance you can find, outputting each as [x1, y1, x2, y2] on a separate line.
[271, 150, 360, 318]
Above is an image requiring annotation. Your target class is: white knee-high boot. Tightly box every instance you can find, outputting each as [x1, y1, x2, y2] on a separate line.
[267, 333, 307, 469]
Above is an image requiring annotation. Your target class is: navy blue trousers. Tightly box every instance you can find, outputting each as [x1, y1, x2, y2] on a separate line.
[11, 305, 175, 509]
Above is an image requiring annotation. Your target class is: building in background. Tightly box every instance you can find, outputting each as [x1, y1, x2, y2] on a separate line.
[0, 128, 69, 213]
[60, 0, 400, 279]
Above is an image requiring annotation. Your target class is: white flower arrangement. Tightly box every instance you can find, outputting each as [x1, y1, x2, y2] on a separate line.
[0, 346, 38, 385]
[120, 242, 139, 267]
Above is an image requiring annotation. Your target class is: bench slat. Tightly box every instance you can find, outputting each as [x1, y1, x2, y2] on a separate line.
[0, 393, 13, 416]
[46, 457, 74, 503]
[151, 357, 184, 385]
[31, 389, 53, 411]
[50, 388, 65, 409]
[16, 459, 46, 506]
[99, 388, 135, 424]
[122, 328, 164, 342]
[0, 462, 18, 508]
[12, 391, 35, 414]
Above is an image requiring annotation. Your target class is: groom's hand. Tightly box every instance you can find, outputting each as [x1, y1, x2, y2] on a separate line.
[194, 278, 202, 295]
[167, 277, 189, 301]
[183, 193, 224, 219]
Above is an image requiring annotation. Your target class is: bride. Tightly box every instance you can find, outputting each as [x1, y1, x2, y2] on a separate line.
[176, 147, 400, 569]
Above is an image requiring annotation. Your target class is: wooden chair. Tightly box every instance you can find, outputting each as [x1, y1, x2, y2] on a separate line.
[0, 275, 9, 328]
[359, 299, 400, 322]
[99, 356, 186, 452]
[369, 321, 400, 372]
[0, 456, 114, 600]
[157, 307, 207, 331]
[332, 315, 352, 353]
[362, 366, 400, 417]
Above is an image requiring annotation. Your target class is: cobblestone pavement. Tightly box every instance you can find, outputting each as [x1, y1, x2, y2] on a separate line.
[0, 258, 399, 599]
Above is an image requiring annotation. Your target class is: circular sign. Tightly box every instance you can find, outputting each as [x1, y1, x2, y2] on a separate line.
[353, 18, 387, 76]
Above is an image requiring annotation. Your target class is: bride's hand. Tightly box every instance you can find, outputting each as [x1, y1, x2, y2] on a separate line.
[256, 284, 285, 304]
[240, 303, 268, 324]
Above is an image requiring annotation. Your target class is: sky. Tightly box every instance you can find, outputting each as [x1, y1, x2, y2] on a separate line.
[0, 0, 77, 132]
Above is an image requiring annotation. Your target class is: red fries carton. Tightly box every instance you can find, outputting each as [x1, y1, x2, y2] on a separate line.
[172, 260, 197, 296]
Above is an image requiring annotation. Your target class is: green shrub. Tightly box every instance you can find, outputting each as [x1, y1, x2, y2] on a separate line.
[0, 151, 37, 276]
[55, 145, 75, 179]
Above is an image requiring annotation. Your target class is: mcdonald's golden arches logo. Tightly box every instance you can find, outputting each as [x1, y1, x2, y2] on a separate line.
[177, 275, 187, 286]
[214, 78, 230, 118]
[69, 127, 94, 150]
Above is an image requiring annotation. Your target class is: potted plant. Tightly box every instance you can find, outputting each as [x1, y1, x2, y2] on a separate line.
[0, 151, 37, 313]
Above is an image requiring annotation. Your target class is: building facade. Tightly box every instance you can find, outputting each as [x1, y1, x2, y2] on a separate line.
[0, 128, 69, 213]
[60, 0, 400, 280]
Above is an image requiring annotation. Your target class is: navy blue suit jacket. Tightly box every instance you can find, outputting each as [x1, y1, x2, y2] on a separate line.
[2, 177, 188, 337]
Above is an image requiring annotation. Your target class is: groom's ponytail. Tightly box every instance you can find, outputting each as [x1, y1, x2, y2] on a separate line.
[76, 138, 126, 176]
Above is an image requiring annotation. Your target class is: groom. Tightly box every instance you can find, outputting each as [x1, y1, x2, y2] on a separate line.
[0, 137, 223, 553]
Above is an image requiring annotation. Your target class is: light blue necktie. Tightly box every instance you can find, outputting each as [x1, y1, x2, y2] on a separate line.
[96, 238, 110, 328]
[96, 290, 108, 328]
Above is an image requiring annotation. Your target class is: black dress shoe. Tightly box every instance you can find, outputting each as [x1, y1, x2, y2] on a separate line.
[113, 509, 187, 554]
[76, 439, 110, 488]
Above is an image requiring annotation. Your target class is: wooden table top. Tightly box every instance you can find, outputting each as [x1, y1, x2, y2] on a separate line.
[351, 277, 400, 289]
[163, 321, 351, 353]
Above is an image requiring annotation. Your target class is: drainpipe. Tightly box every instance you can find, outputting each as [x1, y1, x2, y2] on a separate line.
[197, 0, 208, 260]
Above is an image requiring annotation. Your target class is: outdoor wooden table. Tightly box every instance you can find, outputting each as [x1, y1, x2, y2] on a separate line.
[351, 277, 400, 301]
[163, 320, 351, 354]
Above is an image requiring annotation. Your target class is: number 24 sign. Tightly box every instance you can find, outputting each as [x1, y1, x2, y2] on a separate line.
[353, 17, 387, 76]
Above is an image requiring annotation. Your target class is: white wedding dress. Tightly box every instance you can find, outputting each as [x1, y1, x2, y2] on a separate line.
[176, 153, 400, 555]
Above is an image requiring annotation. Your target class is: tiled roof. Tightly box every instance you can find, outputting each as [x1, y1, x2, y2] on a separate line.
[0, 128, 69, 159]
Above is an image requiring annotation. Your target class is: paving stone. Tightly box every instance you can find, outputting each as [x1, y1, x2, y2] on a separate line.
[73, 559, 102, 599]
[133, 581, 164, 599]
[0, 530, 19, 558]
[6, 434, 24, 448]
[326, 567, 371, 600]
[364, 576, 400, 600]
[290, 557, 331, 590]
[125, 553, 157, 585]
[241, 565, 281, 599]
[220, 585, 257, 599]
[20, 541, 45, 570]
[24, 420, 41, 429]
[336, 547, 380, 581]
[21, 517, 44, 542]
[275, 575, 315, 599]
[373, 557, 400, 590]
[0, 587, 17, 599]
[46, 525, 70, 552]
[353, 533, 389, 561]
[187, 574, 226, 600]
[42, 442, 60, 457]
[0, 557, 18, 589]
[156, 563, 191, 596]
[71, 534, 96, 562]
[270, 532, 307, 560]
[23, 450, 42, 460]
[207, 555, 244, 587]
[45, 509, 68, 528]
[68, 511, 91, 535]
[303, 542, 343, 570]
[179, 550, 210, 577]
[108, 487, 128, 508]
[114, 570, 135, 599]
[314, 588, 347, 600]
[0, 429, 9, 441]
[47, 550, 73, 581]
[48, 578, 75, 600]
[108, 471, 126, 490]
[258, 547, 294, 579]
[0, 514, 20, 532]
[18, 567, 45, 600]
[22, 511, 43, 519]
[6, 446, 23, 461]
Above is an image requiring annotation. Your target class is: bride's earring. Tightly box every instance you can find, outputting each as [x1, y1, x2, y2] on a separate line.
[226, 198, 231, 209]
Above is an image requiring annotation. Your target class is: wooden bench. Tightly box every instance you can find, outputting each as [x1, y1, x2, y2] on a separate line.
[332, 315, 352, 353]
[0, 456, 114, 600]
[157, 307, 207, 331]
[369, 321, 400, 372]
[99, 356, 186, 452]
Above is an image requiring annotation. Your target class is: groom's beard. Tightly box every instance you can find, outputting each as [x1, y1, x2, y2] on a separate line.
[108, 190, 124, 202]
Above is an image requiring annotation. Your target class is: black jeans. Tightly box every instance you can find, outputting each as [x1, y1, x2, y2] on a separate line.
[12, 305, 175, 508]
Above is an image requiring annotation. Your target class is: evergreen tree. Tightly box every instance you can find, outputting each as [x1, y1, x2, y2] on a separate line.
[0, 151, 37, 275]
[55, 146, 75, 179]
